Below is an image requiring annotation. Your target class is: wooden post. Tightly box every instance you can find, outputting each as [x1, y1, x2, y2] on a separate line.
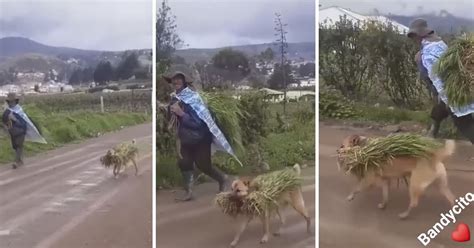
[100, 96, 104, 113]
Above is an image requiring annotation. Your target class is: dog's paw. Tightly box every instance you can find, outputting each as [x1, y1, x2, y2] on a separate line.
[346, 194, 355, 202]
[273, 231, 281, 237]
[398, 212, 410, 220]
[377, 203, 387, 210]
[260, 235, 269, 244]
[230, 241, 238, 248]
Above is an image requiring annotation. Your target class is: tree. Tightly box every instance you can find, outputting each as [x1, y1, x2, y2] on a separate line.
[116, 52, 139, 80]
[157, 0, 182, 101]
[94, 61, 113, 85]
[69, 70, 81, 84]
[268, 63, 297, 90]
[298, 63, 315, 77]
[211, 48, 250, 84]
[259, 48, 275, 62]
[274, 13, 289, 114]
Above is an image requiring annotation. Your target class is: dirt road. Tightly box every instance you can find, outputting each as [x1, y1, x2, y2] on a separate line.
[156, 168, 315, 248]
[0, 123, 153, 248]
[319, 123, 474, 248]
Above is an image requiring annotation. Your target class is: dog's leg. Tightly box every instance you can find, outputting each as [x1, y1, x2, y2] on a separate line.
[115, 164, 121, 179]
[260, 209, 271, 244]
[290, 190, 311, 234]
[132, 158, 138, 176]
[347, 178, 370, 202]
[377, 179, 389, 210]
[113, 165, 118, 178]
[230, 217, 251, 248]
[436, 168, 455, 206]
[273, 208, 285, 236]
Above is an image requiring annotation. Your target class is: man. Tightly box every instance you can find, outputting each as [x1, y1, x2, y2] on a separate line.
[408, 19, 474, 144]
[165, 72, 231, 201]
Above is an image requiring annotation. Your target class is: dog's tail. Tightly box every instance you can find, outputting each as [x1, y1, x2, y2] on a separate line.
[434, 139, 456, 163]
[293, 163, 301, 176]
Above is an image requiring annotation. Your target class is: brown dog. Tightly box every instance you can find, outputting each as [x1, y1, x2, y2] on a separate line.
[337, 134, 456, 219]
[228, 164, 311, 247]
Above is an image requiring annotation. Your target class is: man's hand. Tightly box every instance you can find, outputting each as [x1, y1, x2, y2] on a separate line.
[170, 102, 185, 117]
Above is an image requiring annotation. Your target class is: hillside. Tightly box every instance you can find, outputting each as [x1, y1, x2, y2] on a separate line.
[175, 42, 315, 64]
[0, 37, 151, 75]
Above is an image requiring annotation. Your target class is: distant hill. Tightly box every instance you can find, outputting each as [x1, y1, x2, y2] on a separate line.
[175, 42, 315, 64]
[387, 12, 474, 33]
[0, 37, 151, 73]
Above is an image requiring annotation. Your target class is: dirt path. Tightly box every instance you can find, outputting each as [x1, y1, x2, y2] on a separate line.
[0, 123, 152, 248]
[156, 168, 315, 248]
[319, 123, 474, 248]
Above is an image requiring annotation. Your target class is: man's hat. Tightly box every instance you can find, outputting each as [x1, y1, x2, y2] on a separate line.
[5, 92, 19, 102]
[407, 18, 434, 38]
[163, 71, 193, 84]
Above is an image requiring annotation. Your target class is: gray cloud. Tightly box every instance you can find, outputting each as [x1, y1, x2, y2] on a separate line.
[319, 0, 474, 19]
[166, 0, 315, 48]
[0, 0, 152, 51]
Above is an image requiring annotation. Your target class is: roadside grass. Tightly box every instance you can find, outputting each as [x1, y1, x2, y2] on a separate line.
[0, 104, 150, 164]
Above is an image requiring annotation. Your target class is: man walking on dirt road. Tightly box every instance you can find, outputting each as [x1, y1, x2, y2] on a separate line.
[2, 92, 46, 169]
[409, 19, 474, 145]
[165, 72, 231, 201]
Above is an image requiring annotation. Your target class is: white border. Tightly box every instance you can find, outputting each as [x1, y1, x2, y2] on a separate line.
[152, 0, 157, 246]
[315, 0, 320, 247]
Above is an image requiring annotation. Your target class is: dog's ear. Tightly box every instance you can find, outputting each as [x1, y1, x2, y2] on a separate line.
[231, 180, 238, 190]
[350, 135, 361, 146]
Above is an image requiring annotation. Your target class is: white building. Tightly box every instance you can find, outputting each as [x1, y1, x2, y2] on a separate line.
[319, 6, 409, 34]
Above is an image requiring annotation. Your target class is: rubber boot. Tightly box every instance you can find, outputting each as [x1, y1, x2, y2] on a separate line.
[175, 171, 194, 202]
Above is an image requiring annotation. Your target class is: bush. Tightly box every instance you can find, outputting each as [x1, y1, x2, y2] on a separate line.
[239, 92, 269, 145]
[319, 87, 357, 119]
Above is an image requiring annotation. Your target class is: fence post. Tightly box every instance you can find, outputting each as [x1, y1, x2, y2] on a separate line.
[100, 96, 104, 113]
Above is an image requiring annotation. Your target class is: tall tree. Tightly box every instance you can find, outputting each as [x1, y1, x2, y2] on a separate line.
[94, 61, 113, 85]
[157, 0, 182, 101]
[274, 13, 289, 114]
[211, 48, 250, 84]
[268, 63, 297, 90]
[116, 52, 139, 80]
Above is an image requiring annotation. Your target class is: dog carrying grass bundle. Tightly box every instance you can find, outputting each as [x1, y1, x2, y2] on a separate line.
[215, 168, 303, 217]
[435, 35, 474, 107]
[100, 141, 138, 168]
[338, 134, 443, 179]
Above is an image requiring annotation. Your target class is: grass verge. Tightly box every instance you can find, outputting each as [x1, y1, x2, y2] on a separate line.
[0, 105, 150, 164]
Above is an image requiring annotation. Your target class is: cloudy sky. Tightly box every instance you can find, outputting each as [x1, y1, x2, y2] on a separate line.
[319, 0, 474, 19]
[0, 0, 152, 51]
[165, 0, 315, 49]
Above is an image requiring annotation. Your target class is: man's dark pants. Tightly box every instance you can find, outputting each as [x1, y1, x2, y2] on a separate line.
[178, 139, 226, 186]
[9, 129, 26, 164]
[431, 100, 474, 144]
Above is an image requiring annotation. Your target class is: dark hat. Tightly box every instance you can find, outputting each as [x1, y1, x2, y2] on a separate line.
[163, 71, 193, 84]
[5, 92, 19, 102]
[407, 18, 434, 38]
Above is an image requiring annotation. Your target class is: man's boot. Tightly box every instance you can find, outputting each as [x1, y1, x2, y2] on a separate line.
[175, 171, 194, 202]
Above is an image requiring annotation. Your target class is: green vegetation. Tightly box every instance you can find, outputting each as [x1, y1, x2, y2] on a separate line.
[0, 91, 151, 164]
[157, 98, 315, 189]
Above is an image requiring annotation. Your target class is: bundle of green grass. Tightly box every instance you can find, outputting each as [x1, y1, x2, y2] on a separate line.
[201, 92, 244, 152]
[435, 35, 474, 107]
[215, 168, 303, 217]
[338, 134, 443, 179]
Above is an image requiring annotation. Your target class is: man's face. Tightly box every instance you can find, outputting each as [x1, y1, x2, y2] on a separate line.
[172, 77, 184, 91]
[6, 100, 16, 108]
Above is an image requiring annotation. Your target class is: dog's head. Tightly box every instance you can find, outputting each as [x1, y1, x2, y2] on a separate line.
[231, 178, 252, 198]
[338, 134, 368, 153]
[336, 135, 368, 171]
